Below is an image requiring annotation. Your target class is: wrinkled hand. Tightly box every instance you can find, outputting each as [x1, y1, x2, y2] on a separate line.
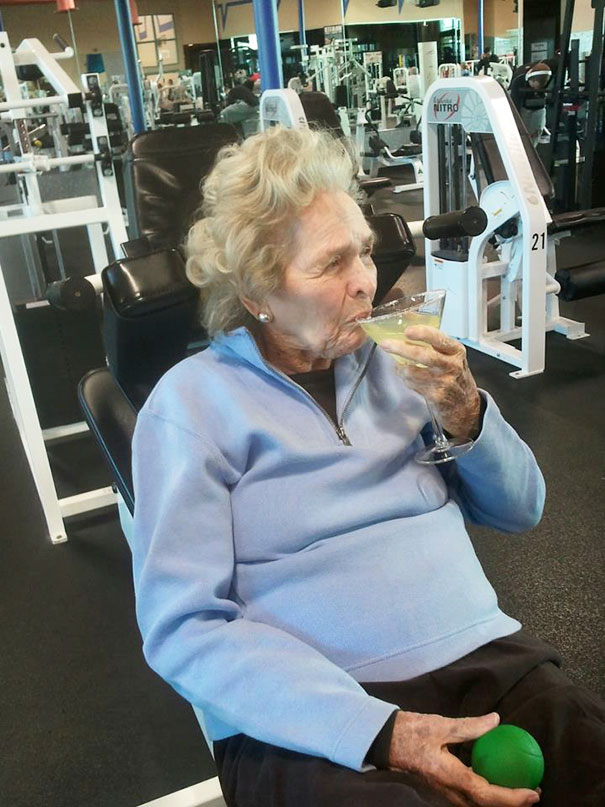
[381, 326, 481, 439]
[388, 711, 541, 807]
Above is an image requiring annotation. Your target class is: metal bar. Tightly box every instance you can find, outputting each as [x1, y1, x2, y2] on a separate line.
[20, 234, 44, 300]
[51, 229, 67, 280]
[66, 9, 82, 77]
[0, 207, 119, 238]
[211, 1, 225, 100]
[545, 0, 575, 173]
[565, 40, 580, 210]
[0, 259, 67, 543]
[477, 0, 484, 56]
[113, 0, 146, 134]
[0, 94, 72, 113]
[43, 422, 89, 442]
[579, 0, 605, 209]
[59, 487, 117, 518]
[252, 0, 283, 91]
[86, 222, 109, 273]
[80, 73, 128, 256]
[298, 0, 307, 48]
[0, 154, 95, 173]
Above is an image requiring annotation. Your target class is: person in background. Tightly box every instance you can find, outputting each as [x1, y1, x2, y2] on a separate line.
[219, 78, 259, 134]
[475, 46, 500, 75]
[510, 62, 553, 145]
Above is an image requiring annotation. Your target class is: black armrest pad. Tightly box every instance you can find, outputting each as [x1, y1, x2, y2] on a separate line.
[103, 249, 197, 318]
[78, 368, 137, 514]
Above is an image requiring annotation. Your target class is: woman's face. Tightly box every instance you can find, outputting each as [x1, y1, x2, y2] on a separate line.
[258, 191, 377, 372]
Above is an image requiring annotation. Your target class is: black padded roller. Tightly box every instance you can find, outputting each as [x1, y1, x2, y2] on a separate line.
[46, 277, 97, 312]
[555, 262, 605, 301]
[423, 206, 488, 240]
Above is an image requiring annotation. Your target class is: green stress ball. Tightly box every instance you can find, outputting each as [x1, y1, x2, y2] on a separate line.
[471, 724, 544, 789]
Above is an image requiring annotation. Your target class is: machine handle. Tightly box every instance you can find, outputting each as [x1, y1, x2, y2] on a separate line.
[53, 33, 70, 51]
[423, 206, 488, 240]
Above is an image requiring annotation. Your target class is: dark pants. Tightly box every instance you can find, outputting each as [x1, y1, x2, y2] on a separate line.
[214, 631, 605, 807]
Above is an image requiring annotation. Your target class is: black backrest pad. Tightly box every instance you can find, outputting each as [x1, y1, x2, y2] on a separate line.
[471, 91, 554, 202]
[102, 249, 199, 408]
[299, 92, 345, 136]
[370, 213, 416, 304]
[123, 123, 240, 249]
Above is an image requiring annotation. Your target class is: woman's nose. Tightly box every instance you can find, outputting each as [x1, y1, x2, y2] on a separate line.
[348, 256, 377, 299]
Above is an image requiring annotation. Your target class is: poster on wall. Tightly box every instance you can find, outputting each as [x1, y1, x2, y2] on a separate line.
[530, 40, 548, 62]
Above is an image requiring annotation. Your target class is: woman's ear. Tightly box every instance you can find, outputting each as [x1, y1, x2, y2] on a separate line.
[240, 295, 260, 319]
[241, 295, 274, 324]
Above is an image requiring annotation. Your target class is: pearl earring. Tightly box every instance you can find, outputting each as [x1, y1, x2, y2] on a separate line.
[258, 312, 273, 323]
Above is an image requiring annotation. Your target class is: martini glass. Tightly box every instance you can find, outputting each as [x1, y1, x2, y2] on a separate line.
[359, 290, 474, 464]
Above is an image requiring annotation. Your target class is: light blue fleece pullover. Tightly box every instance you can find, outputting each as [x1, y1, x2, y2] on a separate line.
[131, 327, 545, 772]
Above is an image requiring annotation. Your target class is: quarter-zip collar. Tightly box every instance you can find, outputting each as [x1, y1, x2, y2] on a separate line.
[212, 327, 377, 445]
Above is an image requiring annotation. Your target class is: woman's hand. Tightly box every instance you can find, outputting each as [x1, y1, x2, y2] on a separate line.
[388, 711, 541, 807]
[381, 326, 481, 439]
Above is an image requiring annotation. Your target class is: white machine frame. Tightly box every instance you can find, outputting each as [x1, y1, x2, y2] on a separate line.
[423, 77, 586, 378]
[0, 33, 128, 542]
[136, 776, 225, 807]
[259, 88, 308, 131]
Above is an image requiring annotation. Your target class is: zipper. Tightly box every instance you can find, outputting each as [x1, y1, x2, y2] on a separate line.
[336, 343, 377, 444]
[335, 423, 351, 446]
[245, 335, 376, 447]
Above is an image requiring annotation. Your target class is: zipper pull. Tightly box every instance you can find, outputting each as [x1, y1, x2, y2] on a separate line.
[336, 424, 351, 446]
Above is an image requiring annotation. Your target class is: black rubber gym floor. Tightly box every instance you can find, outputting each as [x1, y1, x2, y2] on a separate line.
[1, 184, 603, 806]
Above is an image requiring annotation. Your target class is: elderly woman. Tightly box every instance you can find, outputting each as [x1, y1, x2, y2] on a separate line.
[131, 126, 604, 807]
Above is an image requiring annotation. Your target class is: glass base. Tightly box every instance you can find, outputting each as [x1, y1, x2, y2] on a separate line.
[415, 436, 475, 465]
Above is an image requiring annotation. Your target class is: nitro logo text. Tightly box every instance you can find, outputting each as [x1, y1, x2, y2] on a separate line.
[433, 101, 459, 113]
[432, 92, 462, 121]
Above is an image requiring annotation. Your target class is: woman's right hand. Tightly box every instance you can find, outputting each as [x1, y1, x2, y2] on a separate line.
[388, 711, 541, 807]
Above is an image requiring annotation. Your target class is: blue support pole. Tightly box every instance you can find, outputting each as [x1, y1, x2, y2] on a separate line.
[252, 0, 283, 90]
[113, 0, 146, 134]
[298, 0, 306, 48]
[477, 0, 484, 57]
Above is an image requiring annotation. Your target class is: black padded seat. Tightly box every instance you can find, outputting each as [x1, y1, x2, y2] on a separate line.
[390, 144, 423, 158]
[549, 207, 605, 233]
[123, 123, 240, 250]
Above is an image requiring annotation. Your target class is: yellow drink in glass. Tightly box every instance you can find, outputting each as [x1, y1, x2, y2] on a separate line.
[360, 311, 441, 366]
[358, 290, 475, 465]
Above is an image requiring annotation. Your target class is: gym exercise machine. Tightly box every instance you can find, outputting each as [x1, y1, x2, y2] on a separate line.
[0, 32, 127, 542]
[423, 76, 593, 378]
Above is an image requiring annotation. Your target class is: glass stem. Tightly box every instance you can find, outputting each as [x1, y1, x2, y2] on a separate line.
[424, 398, 450, 448]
